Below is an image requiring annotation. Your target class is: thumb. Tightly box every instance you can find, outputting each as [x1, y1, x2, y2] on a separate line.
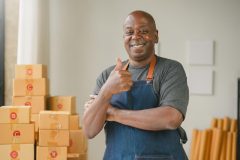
[114, 58, 123, 71]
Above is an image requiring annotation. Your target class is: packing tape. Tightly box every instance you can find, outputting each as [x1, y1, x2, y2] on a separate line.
[55, 98, 64, 110]
[48, 147, 61, 159]
[50, 123, 62, 129]
[9, 108, 19, 123]
[11, 124, 21, 143]
[25, 79, 34, 96]
[24, 65, 33, 78]
[10, 144, 20, 159]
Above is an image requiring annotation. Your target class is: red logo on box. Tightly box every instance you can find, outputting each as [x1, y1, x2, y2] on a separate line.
[57, 104, 63, 109]
[27, 84, 33, 91]
[13, 130, 21, 137]
[24, 101, 32, 106]
[10, 112, 17, 120]
[26, 68, 33, 75]
[50, 151, 58, 158]
[10, 151, 18, 158]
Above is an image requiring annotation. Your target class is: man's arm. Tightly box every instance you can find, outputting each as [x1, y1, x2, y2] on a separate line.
[82, 59, 133, 139]
[107, 105, 183, 131]
[82, 91, 111, 139]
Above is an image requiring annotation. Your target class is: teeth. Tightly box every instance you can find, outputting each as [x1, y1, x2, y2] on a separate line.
[133, 44, 143, 47]
[131, 43, 144, 47]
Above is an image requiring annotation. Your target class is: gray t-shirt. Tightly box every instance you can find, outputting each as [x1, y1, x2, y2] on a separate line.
[93, 56, 189, 118]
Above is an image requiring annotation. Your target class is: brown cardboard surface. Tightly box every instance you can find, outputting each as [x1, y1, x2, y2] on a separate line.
[39, 111, 70, 130]
[67, 153, 87, 160]
[0, 144, 34, 160]
[15, 64, 47, 79]
[31, 114, 39, 132]
[13, 78, 48, 96]
[68, 129, 88, 154]
[48, 96, 76, 114]
[13, 96, 46, 114]
[69, 115, 80, 130]
[0, 106, 31, 123]
[39, 130, 69, 147]
[0, 123, 35, 144]
[37, 146, 67, 160]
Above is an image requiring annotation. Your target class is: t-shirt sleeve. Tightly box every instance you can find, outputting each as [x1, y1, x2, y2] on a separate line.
[92, 66, 114, 95]
[93, 73, 104, 95]
[158, 61, 189, 118]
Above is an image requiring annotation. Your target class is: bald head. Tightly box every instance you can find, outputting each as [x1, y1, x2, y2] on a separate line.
[124, 10, 157, 30]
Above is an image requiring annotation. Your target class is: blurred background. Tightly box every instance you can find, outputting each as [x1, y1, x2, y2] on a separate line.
[2, 0, 240, 159]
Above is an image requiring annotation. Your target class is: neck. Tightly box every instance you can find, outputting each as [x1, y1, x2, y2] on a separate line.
[129, 54, 155, 67]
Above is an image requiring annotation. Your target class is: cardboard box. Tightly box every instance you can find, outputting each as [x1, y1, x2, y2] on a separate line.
[67, 153, 87, 160]
[31, 114, 39, 132]
[13, 78, 48, 96]
[0, 144, 34, 160]
[35, 132, 39, 143]
[13, 96, 46, 113]
[69, 115, 80, 130]
[0, 123, 35, 144]
[39, 111, 70, 130]
[15, 64, 47, 79]
[68, 129, 87, 154]
[48, 96, 76, 114]
[0, 106, 31, 123]
[37, 146, 67, 160]
[39, 130, 69, 147]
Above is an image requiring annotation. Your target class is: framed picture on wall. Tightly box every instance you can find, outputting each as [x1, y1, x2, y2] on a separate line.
[0, 0, 4, 106]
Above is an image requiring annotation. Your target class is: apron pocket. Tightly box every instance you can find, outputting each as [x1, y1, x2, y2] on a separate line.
[135, 155, 174, 160]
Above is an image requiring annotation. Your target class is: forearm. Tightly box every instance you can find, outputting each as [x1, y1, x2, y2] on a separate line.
[83, 62, 133, 138]
[109, 106, 183, 131]
[82, 88, 112, 139]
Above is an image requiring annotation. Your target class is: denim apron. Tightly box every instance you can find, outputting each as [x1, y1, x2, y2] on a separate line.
[104, 56, 187, 160]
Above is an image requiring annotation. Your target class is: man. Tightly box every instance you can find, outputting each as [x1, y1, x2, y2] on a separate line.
[83, 10, 189, 160]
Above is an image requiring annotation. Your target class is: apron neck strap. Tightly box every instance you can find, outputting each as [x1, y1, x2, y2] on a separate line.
[123, 55, 157, 81]
[146, 55, 157, 81]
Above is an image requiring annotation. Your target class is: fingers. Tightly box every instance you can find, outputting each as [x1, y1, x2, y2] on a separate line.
[114, 58, 123, 71]
[89, 94, 97, 99]
[84, 100, 93, 109]
[120, 82, 133, 92]
[84, 95, 97, 109]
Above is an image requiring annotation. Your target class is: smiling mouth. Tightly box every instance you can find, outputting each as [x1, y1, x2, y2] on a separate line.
[130, 42, 146, 48]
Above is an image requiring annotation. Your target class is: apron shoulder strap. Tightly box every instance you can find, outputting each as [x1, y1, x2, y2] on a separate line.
[146, 55, 157, 81]
[122, 55, 157, 81]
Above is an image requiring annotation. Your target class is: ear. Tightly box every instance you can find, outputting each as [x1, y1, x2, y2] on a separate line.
[154, 30, 159, 43]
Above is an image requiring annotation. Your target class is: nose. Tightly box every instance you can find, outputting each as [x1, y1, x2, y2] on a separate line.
[132, 30, 142, 39]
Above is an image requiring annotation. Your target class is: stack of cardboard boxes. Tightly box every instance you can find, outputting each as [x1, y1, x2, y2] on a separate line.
[48, 96, 88, 160]
[37, 110, 70, 159]
[0, 106, 35, 159]
[4, 64, 87, 160]
[0, 64, 88, 160]
[12, 64, 48, 141]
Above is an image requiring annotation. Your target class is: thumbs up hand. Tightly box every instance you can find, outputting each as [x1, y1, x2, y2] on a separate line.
[100, 58, 133, 99]
[114, 58, 123, 71]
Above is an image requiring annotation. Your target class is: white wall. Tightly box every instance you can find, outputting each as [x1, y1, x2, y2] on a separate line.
[47, 0, 240, 159]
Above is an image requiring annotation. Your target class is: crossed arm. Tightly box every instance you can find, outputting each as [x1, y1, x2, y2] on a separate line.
[82, 92, 183, 139]
[82, 59, 184, 139]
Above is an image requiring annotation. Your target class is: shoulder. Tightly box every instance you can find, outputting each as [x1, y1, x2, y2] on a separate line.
[155, 56, 185, 76]
[156, 56, 183, 68]
[96, 65, 114, 82]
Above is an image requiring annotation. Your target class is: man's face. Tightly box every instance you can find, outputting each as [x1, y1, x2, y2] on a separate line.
[123, 13, 158, 62]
